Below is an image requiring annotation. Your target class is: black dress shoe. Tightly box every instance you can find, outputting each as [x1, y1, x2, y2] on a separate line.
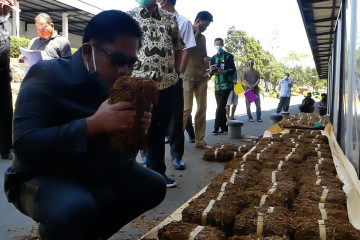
[212, 130, 219, 135]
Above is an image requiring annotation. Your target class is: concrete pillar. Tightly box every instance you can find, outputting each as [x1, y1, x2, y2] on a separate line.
[62, 12, 68, 39]
[12, 0, 20, 37]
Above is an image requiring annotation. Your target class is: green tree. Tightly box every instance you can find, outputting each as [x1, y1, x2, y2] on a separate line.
[225, 26, 268, 75]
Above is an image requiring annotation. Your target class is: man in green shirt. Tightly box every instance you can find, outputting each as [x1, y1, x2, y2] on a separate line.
[210, 38, 236, 134]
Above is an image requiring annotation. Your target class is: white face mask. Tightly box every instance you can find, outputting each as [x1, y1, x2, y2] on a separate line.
[86, 46, 97, 73]
[0, 12, 10, 23]
[284, 75, 288, 80]
[156, 0, 167, 8]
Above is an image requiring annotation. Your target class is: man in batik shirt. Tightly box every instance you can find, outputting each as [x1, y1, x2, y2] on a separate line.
[129, 0, 185, 187]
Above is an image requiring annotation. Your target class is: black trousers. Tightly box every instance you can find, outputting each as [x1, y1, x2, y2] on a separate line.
[0, 78, 13, 156]
[276, 97, 290, 113]
[214, 89, 231, 132]
[169, 79, 184, 159]
[185, 114, 195, 139]
[146, 84, 176, 175]
[15, 163, 166, 240]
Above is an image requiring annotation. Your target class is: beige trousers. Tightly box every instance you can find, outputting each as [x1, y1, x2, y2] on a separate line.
[183, 79, 208, 145]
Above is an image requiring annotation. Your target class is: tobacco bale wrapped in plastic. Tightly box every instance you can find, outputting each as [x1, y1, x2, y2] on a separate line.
[307, 151, 332, 159]
[158, 221, 225, 240]
[281, 134, 304, 140]
[229, 235, 290, 240]
[297, 186, 347, 206]
[245, 181, 296, 209]
[203, 148, 236, 162]
[262, 159, 295, 172]
[206, 168, 247, 193]
[212, 144, 239, 152]
[109, 76, 158, 152]
[304, 157, 337, 174]
[224, 157, 243, 170]
[233, 206, 295, 238]
[296, 164, 337, 180]
[182, 184, 247, 235]
[290, 129, 322, 134]
[296, 174, 343, 190]
[294, 219, 360, 240]
[259, 169, 295, 183]
[276, 152, 304, 165]
[293, 199, 348, 220]
[302, 137, 329, 144]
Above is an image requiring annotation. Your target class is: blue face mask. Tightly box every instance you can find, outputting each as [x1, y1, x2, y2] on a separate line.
[215, 46, 222, 52]
[136, 0, 153, 8]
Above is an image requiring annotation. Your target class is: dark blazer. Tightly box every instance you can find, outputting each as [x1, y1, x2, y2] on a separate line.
[5, 50, 135, 202]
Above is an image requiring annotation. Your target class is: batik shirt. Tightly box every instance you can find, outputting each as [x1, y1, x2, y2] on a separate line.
[128, 6, 185, 90]
[210, 50, 236, 91]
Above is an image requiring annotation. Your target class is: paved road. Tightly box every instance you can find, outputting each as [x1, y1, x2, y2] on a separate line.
[0, 94, 314, 240]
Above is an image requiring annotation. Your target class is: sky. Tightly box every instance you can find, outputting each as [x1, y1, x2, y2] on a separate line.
[86, 0, 314, 67]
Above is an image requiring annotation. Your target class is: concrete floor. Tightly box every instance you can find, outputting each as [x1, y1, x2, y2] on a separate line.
[0, 94, 307, 240]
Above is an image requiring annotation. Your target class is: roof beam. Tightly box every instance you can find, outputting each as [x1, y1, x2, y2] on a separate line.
[316, 41, 332, 45]
[316, 49, 331, 53]
[316, 54, 331, 57]
[21, 8, 80, 13]
[315, 31, 335, 36]
[309, 17, 337, 23]
[304, 0, 332, 3]
[304, 6, 340, 10]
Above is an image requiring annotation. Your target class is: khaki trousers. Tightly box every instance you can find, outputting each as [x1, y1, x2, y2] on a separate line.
[183, 79, 208, 145]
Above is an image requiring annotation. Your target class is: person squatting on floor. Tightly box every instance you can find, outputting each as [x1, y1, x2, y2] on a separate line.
[299, 92, 315, 113]
[4, 10, 166, 240]
[210, 37, 236, 134]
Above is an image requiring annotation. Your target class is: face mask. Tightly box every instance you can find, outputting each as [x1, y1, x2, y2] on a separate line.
[136, 0, 153, 8]
[215, 46, 222, 52]
[0, 12, 10, 23]
[284, 76, 288, 80]
[156, 0, 166, 8]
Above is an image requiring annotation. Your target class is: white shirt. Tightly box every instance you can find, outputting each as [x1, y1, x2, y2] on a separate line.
[278, 78, 293, 97]
[174, 11, 196, 50]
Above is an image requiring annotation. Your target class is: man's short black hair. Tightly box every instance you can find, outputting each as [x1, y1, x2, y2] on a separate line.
[83, 10, 142, 49]
[214, 38, 223, 44]
[169, 0, 176, 6]
[195, 11, 213, 22]
[285, 73, 290, 77]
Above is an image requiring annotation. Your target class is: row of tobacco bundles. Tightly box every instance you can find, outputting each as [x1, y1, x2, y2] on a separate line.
[155, 128, 360, 239]
[278, 113, 323, 129]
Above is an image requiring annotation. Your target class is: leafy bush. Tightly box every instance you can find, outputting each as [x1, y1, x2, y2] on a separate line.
[10, 36, 30, 58]
[292, 92, 300, 96]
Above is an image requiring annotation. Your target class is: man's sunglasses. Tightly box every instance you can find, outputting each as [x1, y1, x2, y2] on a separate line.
[92, 44, 138, 68]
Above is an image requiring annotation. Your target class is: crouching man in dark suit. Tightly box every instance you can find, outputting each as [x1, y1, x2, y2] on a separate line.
[4, 10, 166, 240]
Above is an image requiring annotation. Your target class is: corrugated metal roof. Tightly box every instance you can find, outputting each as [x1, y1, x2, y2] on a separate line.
[297, 0, 341, 79]
[17, 0, 103, 36]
